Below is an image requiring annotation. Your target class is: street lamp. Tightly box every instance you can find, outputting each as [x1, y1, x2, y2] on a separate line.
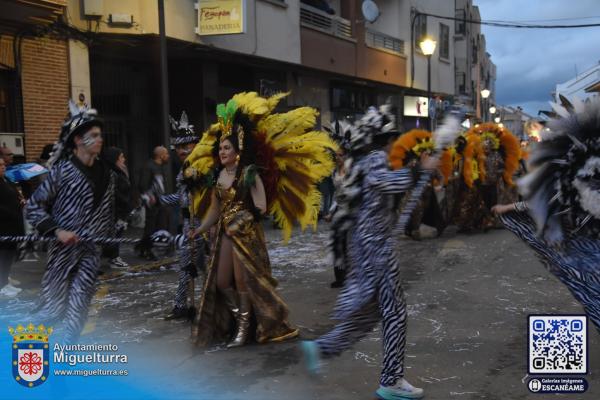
[419, 37, 437, 131]
[489, 106, 496, 114]
[480, 89, 490, 121]
[494, 116, 501, 124]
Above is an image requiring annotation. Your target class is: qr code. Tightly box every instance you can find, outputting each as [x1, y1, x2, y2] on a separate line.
[529, 315, 587, 374]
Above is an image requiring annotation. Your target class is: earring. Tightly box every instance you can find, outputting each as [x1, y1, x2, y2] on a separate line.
[235, 154, 240, 162]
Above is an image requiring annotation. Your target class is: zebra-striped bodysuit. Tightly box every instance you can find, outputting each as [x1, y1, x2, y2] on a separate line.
[500, 210, 600, 332]
[160, 170, 205, 311]
[26, 157, 115, 343]
[316, 150, 417, 387]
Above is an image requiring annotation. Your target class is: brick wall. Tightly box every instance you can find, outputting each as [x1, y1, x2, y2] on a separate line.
[20, 36, 70, 161]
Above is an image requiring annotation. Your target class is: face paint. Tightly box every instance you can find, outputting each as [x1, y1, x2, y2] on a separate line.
[176, 143, 195, 162]
[82, 131, 100, 148]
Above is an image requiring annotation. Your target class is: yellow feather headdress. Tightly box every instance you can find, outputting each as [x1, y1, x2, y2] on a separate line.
[466, 122, 522, 185]
[389, 129, 453, 184]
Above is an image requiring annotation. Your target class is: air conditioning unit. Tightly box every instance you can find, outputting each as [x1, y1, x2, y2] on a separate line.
[108, 14, 134, 26]
[83, 0, 103, 18]
[0, 133, 25, 156]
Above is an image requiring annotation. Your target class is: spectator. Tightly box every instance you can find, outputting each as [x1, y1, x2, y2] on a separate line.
[37, 144, 54, 167]
[136, 146, 170, 260]
[102, 147, 133, 269]
[0, 146, 14, 166]
[0, 157, 24, 297]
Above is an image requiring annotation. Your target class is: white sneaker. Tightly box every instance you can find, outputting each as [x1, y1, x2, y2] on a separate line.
[375, 378, 424, 399]
[8, 277, 21, 286]
[109, 257, 129, 269]
[0, 284, 21, 297]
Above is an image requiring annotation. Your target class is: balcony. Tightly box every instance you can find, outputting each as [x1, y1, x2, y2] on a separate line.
[365, 29, 404, 56]
[300, 3, 352, 40]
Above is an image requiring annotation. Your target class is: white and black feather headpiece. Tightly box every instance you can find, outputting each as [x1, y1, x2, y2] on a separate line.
[518, 95, 600, 241]
[47, 100, 103, 168]
[169, 111, 199, 145]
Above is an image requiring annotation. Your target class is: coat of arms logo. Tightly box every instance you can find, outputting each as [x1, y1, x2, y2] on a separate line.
[9, 323, 52, 388]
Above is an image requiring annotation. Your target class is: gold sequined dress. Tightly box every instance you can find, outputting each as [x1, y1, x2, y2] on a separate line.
[191, 180, 299, 346]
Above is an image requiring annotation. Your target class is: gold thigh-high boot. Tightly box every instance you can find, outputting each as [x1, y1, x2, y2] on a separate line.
[227, 291, 251, 348]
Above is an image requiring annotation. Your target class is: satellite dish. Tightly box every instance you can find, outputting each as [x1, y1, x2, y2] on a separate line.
[362, 0, 380, 23]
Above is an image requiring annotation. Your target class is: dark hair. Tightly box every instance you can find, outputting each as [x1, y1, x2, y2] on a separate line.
[103, 146, 124, 166]
[455, 136, 467, 154]
[211, 111, 257, 171]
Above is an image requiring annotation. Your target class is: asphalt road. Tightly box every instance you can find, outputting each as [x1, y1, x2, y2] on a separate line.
[2, 224, 598, 399]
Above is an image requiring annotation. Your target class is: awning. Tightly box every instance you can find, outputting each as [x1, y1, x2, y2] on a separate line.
[0, 0, 65, 35]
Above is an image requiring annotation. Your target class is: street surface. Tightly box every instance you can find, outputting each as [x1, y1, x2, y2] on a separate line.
[2, 223, 599, 399]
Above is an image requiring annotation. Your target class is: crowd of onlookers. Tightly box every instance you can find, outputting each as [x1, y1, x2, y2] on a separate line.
[0, 141, 184, 298]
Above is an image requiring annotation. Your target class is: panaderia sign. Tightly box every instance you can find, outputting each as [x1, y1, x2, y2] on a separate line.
[197, 0, 246, 35]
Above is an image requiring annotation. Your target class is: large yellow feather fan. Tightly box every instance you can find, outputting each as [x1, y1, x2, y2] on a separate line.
[185, 92, 338, 242]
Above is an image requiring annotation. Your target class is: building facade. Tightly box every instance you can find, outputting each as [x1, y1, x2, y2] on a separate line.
[2, 0, 496, 170]
[555, 61, 600, 103]
[454, 0, 496, 121]
[0, 0, 69, 161]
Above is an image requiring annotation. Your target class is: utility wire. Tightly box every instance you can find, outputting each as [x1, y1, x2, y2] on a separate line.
[424, 12, 600, 28]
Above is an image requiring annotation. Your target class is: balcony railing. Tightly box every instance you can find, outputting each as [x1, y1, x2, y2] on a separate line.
[300, 4, 352, 40]
[365, 29, 404, 56]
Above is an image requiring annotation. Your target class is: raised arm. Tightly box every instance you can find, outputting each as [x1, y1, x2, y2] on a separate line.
[159, 191, 180, 207]
[365, 167, 415, 195]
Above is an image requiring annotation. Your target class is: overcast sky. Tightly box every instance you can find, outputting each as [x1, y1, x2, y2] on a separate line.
[475, 0, 600, 116]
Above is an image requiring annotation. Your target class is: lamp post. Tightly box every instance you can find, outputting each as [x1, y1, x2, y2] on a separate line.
[481, 89, 490, 122]
[419, 37, 436, 131]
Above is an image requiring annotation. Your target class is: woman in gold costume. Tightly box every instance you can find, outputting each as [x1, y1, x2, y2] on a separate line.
[186, 92, 337, 347]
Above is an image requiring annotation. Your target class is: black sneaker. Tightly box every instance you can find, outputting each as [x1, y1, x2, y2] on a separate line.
[164, 307, 189, 320]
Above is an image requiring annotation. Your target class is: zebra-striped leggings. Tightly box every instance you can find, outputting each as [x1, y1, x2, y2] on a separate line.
[173, 218, 205, 310]
[37, 242, 100, 343]
[316, 275, 408, 386]
[501, 211, 600, 332]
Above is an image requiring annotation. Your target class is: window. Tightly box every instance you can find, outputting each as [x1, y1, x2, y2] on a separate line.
[0, 70, 22, 133]
[413, 13, 427, 49]
[456, 72, 466, 94]
[439, 23, 449, 59]
[455, 9, 466, 34]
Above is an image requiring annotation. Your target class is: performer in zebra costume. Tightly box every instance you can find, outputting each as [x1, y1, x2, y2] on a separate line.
[26, 101, 115, 343]
[493, 96, 600, 333]
[326, 120, 358, 288]
[161, 111, 205, 320]
[302, 105, 438, 400]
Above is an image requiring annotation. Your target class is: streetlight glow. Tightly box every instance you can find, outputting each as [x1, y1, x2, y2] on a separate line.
[494, 117, 501, 123]
[489, 106, 496, 114]
[419, 37, 437, 56]
[481, 89, 491, 99]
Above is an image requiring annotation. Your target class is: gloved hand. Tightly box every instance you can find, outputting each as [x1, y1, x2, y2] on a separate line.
[140, 192, 156, 208]
[115, 219, 128, 233]
[150, 230, 174, 258]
